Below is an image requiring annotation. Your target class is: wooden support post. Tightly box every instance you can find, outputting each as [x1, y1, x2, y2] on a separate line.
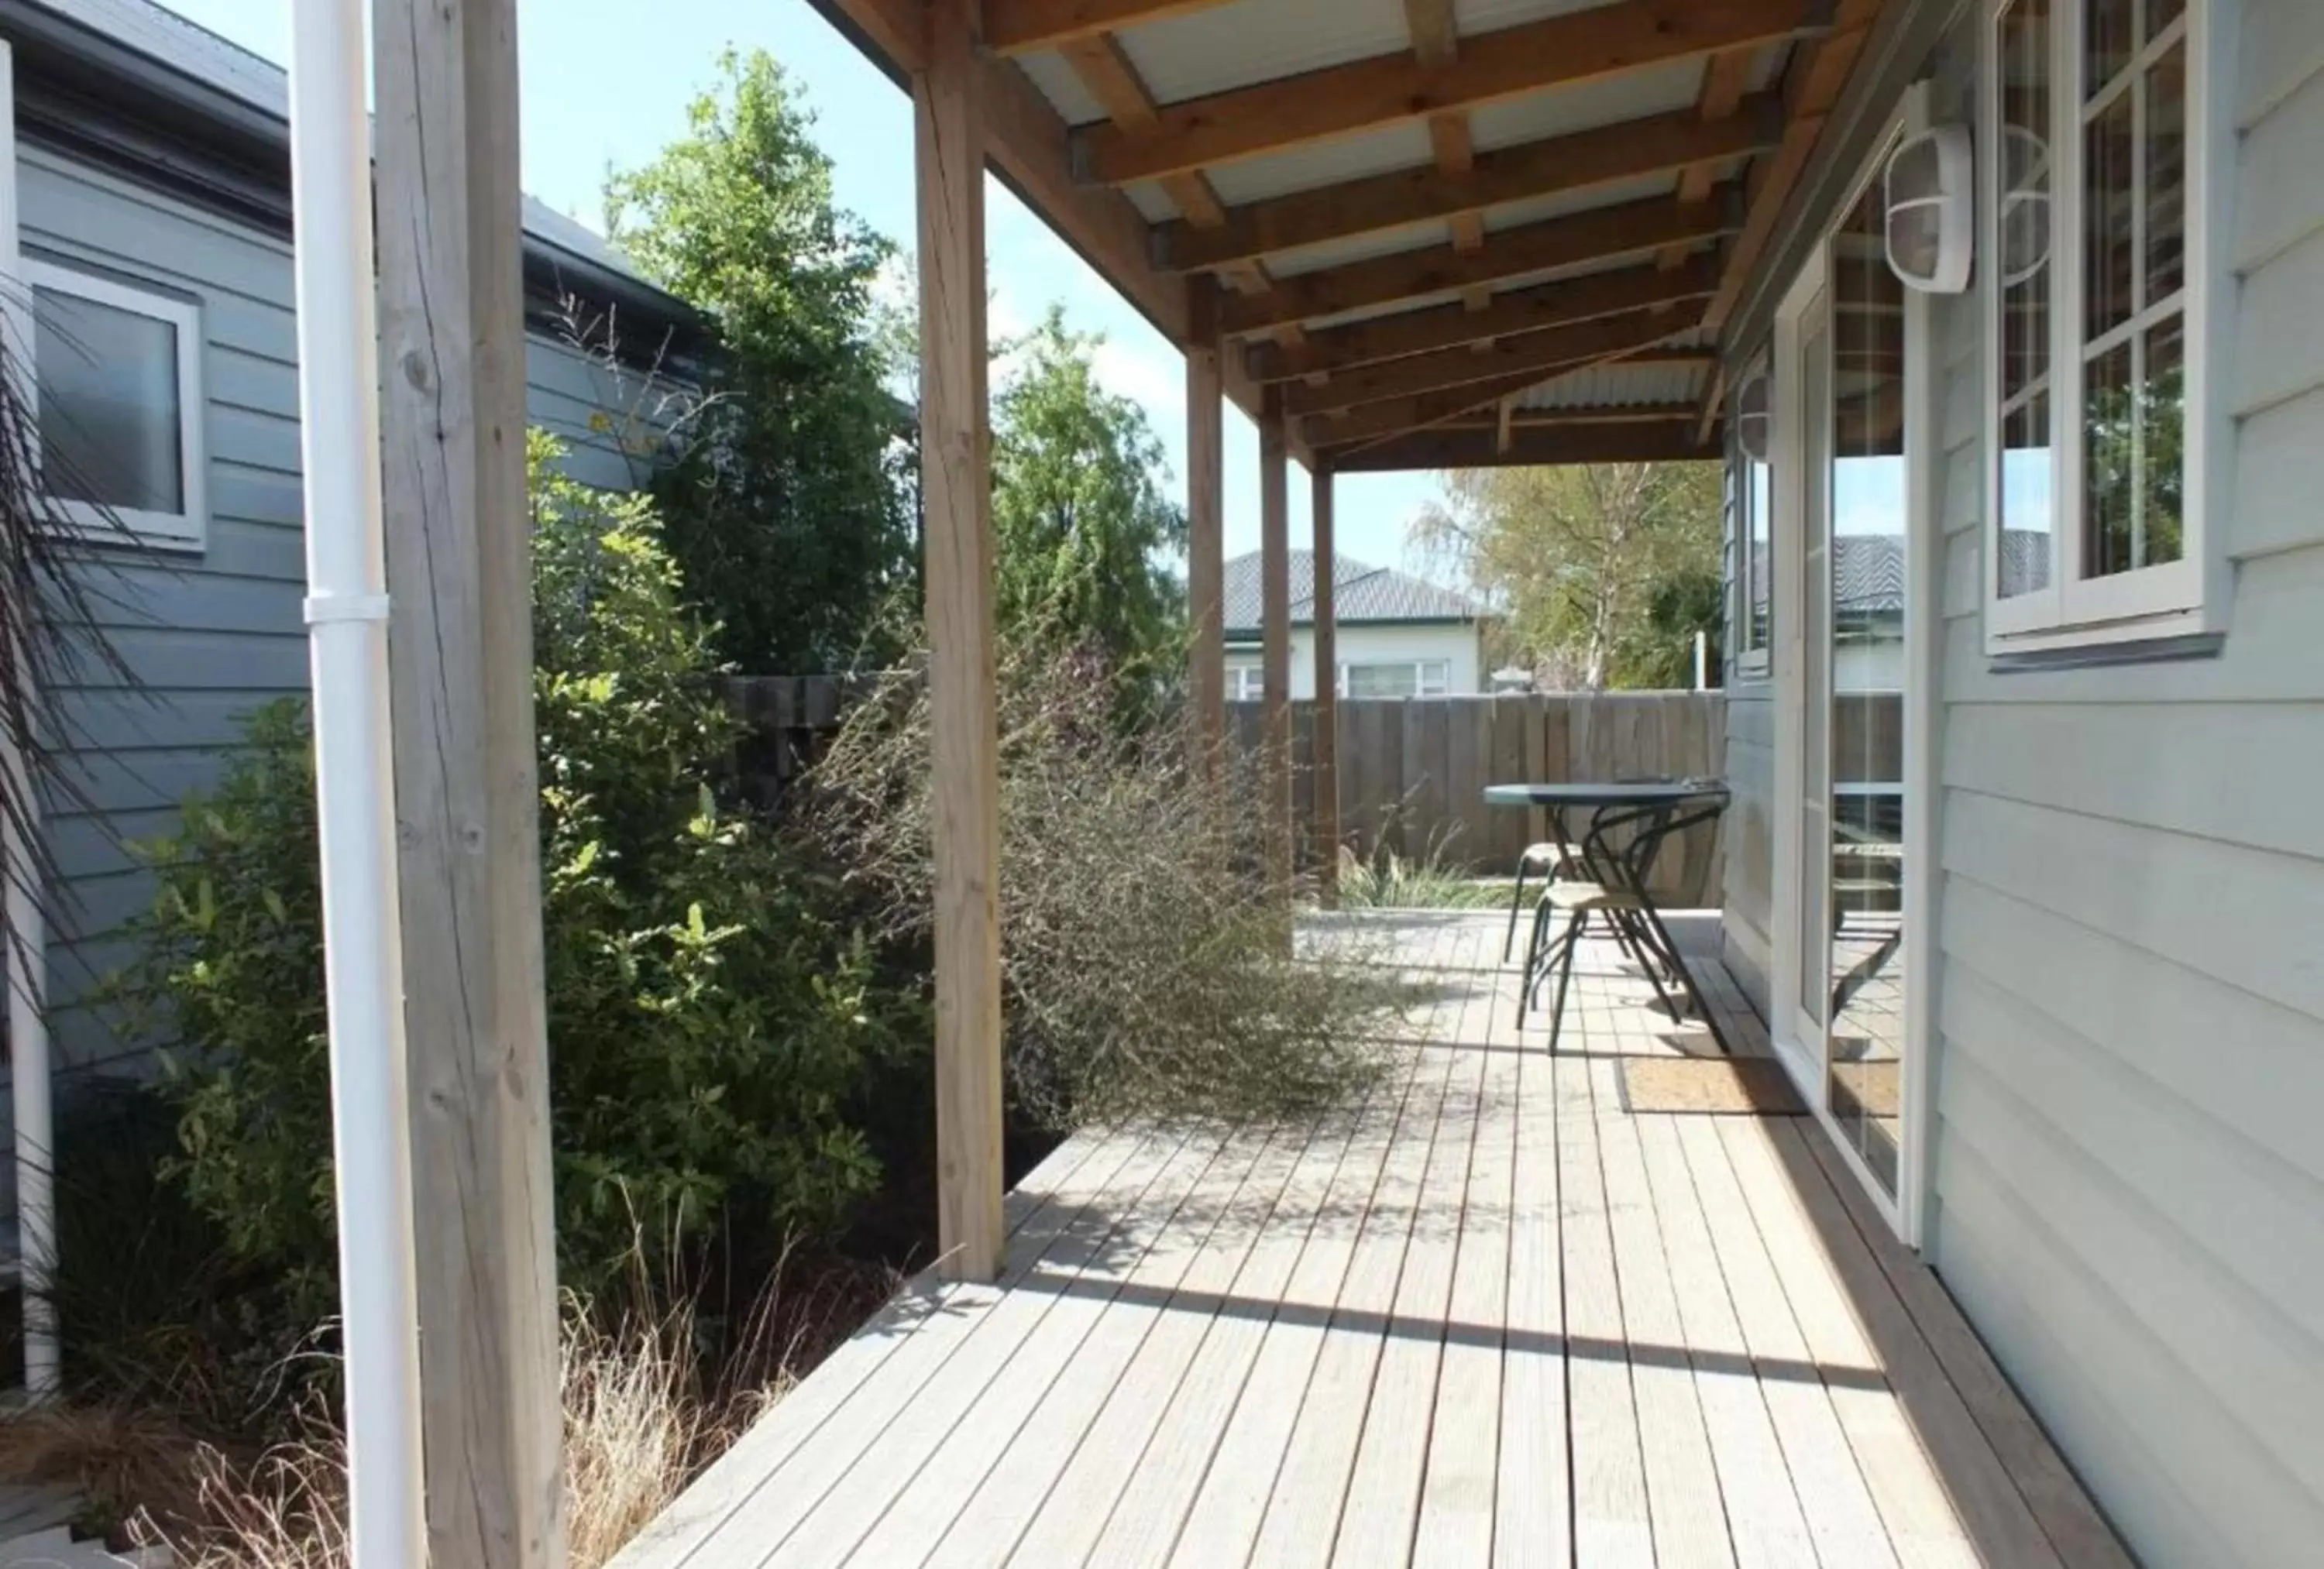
[1259, 385, 1293, 906]
[1186, 277, 1226, 785]
[1311, 461, 1340, 907]
[917, 0, 1006, 1283]
[372, 2, 562, 1566]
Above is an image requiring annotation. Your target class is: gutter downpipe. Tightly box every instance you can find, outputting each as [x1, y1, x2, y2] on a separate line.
[284, 5, 427, 1567]
[0, 38, 58, 1403]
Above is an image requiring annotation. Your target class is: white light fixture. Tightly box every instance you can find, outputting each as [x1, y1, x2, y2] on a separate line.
[1736, 369, 1771, 462]
[1882, 123, 1975, 294]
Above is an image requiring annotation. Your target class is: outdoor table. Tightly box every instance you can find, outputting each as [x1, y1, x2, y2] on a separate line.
[1484, 779, 1733, 1053]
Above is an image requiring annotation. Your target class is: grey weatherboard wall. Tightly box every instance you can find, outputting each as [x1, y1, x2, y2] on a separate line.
[21, 136, 658, 1122]
[1723, 2, 2324, 1564]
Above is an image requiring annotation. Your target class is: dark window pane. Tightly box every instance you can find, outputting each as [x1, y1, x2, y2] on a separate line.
[2000, 390, 2054, 597]
[2142, 317, 2185, 566]
[2146, 43, 2186, 304]
[2085, 89, 2136, 339]
[33, 283, 184, 516]
[2083, 341, 2137, 576]
[2147, 0, 2185, 42]
[2003, 275, 2050, 403]
[2085, 0, 2134, 88]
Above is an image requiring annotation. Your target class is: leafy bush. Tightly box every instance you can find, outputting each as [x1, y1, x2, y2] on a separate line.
[123, 434, 915, 1314]
[1335, 838, 1508, 911]
[810, 641, 1402, 1128]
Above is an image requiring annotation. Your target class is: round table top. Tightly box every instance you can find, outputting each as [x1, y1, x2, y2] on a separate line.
[1483, 779, 1730, 809]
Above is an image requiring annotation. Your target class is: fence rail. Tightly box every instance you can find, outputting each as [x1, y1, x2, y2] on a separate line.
[1228, 692, 1727, 904]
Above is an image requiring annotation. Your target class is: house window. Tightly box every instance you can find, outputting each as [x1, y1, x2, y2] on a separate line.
[1731, 355, 1773, 677]
[1226, 661, 1264, 701]
[1343, 660, 1451, 699]
[1982, 0, 2213, 649]
[27, 259, 206, 548]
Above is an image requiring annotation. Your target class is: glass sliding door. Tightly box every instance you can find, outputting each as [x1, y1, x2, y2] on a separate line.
[1794, 294, 1833, 1044]
[1823, 160, 1911, 1196]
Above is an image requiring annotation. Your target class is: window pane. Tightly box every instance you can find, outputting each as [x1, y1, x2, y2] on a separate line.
[33, 283, 184, 515]
[2000, 391, 2054, 597]
[1417, 661, 1450, 696]
[1346, 664, 1418, 699]
[2141, 315, 2186, 566]
[2145, 42, 2186, 304]
[2147, 0, 2185, 41]
[2085, 0, 2134, 88]
[1748, 444, 1772, 651]
[2084, 88, 2137, 340]
[2083, 339, 2137, 575]
[2002, 275, 2050, 404]
[1999, 0, 2054, 287]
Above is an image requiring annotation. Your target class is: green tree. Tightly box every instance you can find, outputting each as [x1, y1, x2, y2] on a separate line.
[607, 50, 913, 672]
[990, 309, 1187, 709]
[1412, 462, 1722, 690]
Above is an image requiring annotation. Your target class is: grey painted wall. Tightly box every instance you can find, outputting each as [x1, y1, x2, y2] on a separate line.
[18, 139, 664, 1118]
[1913, 3, 2324, 1563]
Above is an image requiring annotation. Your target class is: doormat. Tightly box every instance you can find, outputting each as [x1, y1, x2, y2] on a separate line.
[1617, 1056, 1806, 1116]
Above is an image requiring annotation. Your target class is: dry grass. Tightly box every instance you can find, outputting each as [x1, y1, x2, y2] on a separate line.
[0, 1255, 889, 1569]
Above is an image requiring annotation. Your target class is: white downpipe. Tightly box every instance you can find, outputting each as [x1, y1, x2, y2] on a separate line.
[285, 6, 427, 1567]
[0, 36, 58, 1404]
[1693, 630, 1710, 692]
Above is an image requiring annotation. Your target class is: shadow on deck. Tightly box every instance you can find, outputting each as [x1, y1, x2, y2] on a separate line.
[609, 910, 2131, 1569]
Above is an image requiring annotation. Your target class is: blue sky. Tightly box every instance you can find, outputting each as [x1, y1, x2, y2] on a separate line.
[165, 0, 1449, 577]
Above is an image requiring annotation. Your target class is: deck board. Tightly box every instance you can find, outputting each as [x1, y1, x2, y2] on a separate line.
[610, 911, 2130, 1569]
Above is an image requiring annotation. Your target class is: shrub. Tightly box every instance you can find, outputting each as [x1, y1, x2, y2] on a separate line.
[1335, 836, 1508, 911]
[810, 640, 1403, 1128]
[122, 434, 916, 1316]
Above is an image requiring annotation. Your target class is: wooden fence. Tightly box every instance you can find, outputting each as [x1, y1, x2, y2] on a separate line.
[727, 678, 1733, 908]
[1228, 692, 1728, 905]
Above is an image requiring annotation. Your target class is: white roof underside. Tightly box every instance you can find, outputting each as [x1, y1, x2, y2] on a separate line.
[1005, 0, 1789, 447]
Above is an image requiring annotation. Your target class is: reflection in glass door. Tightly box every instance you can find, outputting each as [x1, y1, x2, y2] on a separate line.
[1823, 165, 1910, 1196]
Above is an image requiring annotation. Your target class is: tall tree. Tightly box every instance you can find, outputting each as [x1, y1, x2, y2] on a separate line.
[1412, 462, 1722, 690]
[607, 50, 913, 672]
[989, 309, 1187, 706]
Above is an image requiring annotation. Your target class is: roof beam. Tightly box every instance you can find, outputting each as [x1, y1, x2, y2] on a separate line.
[1284, 309, 1694, 417]
[1160, 99, 1779, 272]
[1078, 0, 1819, 185]
[1217, 191, 1734, 337]
[1305, 348, 1714, 448]
[1247, 256, 1720, 381]
[986, 0, 1236, 56]
[1663, 47, 1758, 270]
[1331, 420, 1723, 472]
[1439, 401, 1704, 430]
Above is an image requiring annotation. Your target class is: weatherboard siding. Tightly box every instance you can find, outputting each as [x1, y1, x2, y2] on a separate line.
[16, 141, 661, 1106]
[1911, 8, 2324, 1567]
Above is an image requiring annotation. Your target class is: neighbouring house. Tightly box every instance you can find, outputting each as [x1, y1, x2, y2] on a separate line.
[0, 0, 695, 1186]
[1221, 548, 1487, 699]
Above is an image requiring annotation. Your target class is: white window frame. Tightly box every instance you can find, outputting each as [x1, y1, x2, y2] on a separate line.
[1730, 352, 1775, 680]
[1339, 658, 1451, 699]
[1226, 660, 1265, 701]
[24, 256, 208, 551]
[1979, 0, 2231, 652]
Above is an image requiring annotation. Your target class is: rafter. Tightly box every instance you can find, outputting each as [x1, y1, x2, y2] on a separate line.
[1663, 47, 1758, 272]
[1247, 256, 1719, 382]
[1331, 420, 1722, 472]
[985, 0, 1236, 56]
[1160, 100, 1778, 273]
[1304, 348, 1714, 448]
[1217, 192, 1734, 338]
[1078, 0, 1817, 185]
[1284, 309, 1693, 418]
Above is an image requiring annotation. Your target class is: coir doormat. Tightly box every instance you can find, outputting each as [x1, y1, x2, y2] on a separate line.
[1616, 1056, 1806, 1116]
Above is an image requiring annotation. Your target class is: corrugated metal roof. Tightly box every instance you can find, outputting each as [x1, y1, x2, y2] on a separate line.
[1222, 551, 1483, 633]
[1514, 357, 1711, 410]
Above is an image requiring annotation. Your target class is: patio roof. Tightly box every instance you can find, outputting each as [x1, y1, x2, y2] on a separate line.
[808, 0, 1898, 470]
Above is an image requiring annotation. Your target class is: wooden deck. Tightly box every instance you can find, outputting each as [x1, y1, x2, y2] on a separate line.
[612, 912, 2129, 1569]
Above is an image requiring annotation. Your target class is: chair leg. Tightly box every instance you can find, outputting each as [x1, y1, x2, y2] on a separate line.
[1614, 908, 1683, 1021]
[1545, 908, 1586, 1054]
[1516, 893, 1555, 1027]
[1504, 858, 1532, 963]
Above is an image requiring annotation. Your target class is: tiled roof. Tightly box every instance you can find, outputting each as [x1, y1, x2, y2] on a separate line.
[1832, 535, 1905, 616]
[1222, 550, 1483, 635]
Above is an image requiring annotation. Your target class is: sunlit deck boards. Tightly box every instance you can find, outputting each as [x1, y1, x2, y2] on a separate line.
[611, 912, 2126, 1569]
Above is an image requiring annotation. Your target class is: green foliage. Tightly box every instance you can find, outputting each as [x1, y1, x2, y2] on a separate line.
[607, 50, 913, 671]
[1334, 839, 1507, 911]
[990, 309, 1188, 716]
[125, 434, 914, 1317]
[1636, 564, 1725, 689]
[1414, 462, 1723, 690]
